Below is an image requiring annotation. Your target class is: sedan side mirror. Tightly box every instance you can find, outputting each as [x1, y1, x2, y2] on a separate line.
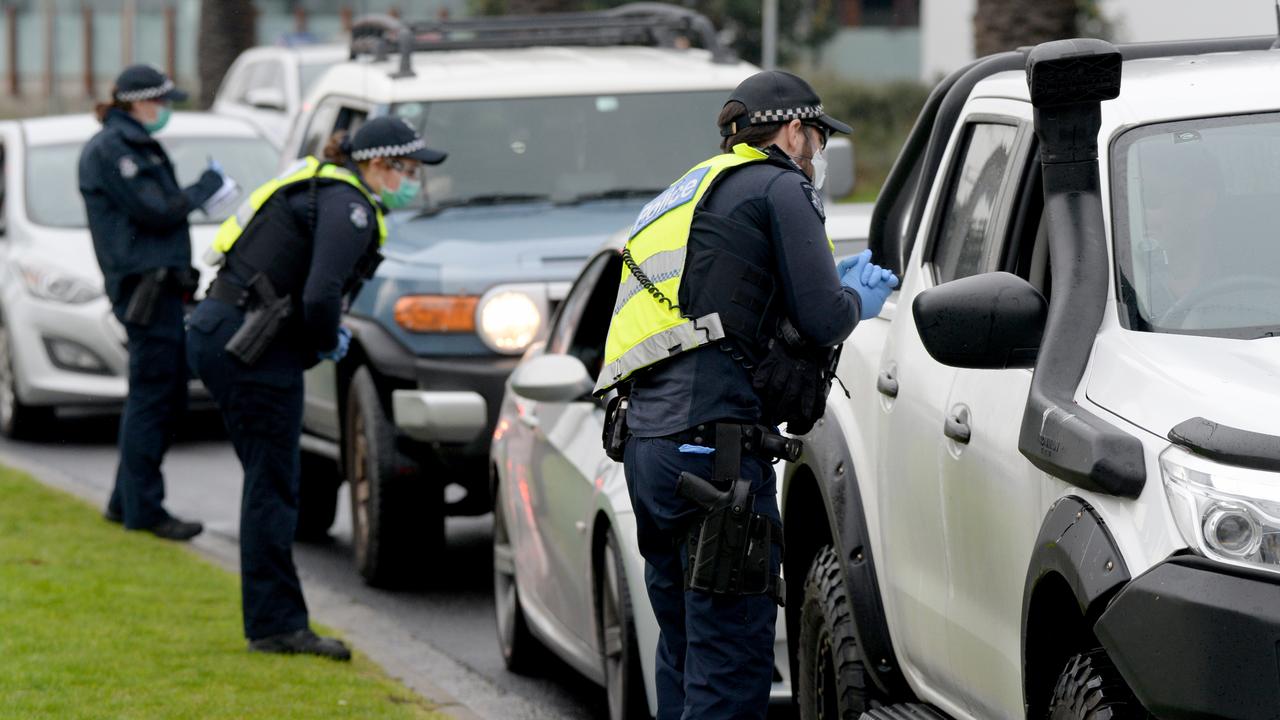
[913, 272, 1047, 369]
[245, 86, 288, 112]
[511, 354, 594, 403]
[824, 136, 855, 201]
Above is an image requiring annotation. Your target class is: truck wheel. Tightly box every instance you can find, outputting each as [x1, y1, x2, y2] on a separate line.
[492, 480, 542, 673]
[0, 320, 52, 440]
[346, 366, 443, 587]
[798, 545, 882, 719]
[295, 450, 341, 542]
[598, 527, 649, 720]
[1048, 649, 1152, 720]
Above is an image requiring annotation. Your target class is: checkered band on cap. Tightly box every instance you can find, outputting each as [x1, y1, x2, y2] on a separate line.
[350, 137, 427, 162]
[115, 79, 175, 103]
[749, 104, 824, 125]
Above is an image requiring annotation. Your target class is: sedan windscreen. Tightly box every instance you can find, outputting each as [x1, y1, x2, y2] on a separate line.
[1112, 114, 1280, 339]
[390, 90, 729, 210]
[27, 136, 279, 228]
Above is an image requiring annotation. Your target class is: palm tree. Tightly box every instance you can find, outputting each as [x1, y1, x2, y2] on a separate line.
[197, 0, 256, 108]
[974, 0, 1078, 57]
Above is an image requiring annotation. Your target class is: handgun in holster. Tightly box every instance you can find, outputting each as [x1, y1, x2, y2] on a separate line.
[224, 273, 291, 366]
[676, 423, 785, 605]
[122, 268, 170, 326]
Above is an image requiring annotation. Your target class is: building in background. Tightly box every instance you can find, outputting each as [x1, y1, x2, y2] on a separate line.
[0, 0, 464, 116]
[803, 0, 922, 83]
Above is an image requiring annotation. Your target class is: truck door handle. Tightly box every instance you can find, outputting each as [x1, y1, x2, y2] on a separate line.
[876, 367, 899, 398]
[944, 407, 971, 445]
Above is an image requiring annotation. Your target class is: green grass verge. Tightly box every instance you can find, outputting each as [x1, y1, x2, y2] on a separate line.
[0, 468, 446, 720]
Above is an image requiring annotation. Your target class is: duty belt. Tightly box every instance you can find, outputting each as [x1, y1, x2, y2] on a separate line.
[207, 275, 252, 309]
[664, 421, 802, 464]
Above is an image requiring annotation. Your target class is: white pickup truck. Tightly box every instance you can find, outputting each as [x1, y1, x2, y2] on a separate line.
[782, 36, 1280, 720]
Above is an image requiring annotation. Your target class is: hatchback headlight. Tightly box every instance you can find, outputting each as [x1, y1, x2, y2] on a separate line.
[476, 289, 542, 354]
[1161, 445, 1280, 574]
[17, 263, 102, 304]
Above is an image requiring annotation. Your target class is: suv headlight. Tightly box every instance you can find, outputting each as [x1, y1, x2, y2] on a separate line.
[1161, 445, 1280, 574]
[17, 263, 102, 304]
[476, 288, 543, 354]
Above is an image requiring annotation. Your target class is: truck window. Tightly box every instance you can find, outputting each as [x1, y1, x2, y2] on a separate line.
[298, 98, 366, 159]
[931, 122, 1018, 284]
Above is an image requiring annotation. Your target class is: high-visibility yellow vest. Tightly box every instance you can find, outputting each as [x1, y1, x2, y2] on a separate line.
[594, 144, 773, 395]
[211, 157, 387, 256]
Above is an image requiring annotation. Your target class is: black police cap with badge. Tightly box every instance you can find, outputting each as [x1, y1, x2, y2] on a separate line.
[344, 117, 448, 166]
[113, 64, 188, 103]
[719, 70, 852, 139]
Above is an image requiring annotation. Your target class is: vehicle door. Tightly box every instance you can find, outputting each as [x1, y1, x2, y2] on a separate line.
[299, 97, 372, 441]
[936, 100, 1049, 719]
[523, 251, 621, 644]
[875, 112, 1025, 701]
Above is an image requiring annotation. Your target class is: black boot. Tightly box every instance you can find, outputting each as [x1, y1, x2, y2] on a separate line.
[103, 506, 123, 524]
[147, 515, 203, 541]
[249, 629, 352, 661]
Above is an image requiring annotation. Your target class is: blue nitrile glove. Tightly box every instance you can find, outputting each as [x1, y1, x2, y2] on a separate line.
[836, 249, 871, 279]
[318, 327, 351, 362]
[841, 255, 900, 320]
[207, 156, 225, 176]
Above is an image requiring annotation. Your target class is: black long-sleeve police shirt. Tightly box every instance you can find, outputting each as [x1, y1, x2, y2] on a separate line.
[628, 151, 861, 437]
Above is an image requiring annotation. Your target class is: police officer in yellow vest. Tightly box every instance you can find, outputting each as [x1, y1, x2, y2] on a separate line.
[596, 71, 898, 719]
[187, 118, 445, 659]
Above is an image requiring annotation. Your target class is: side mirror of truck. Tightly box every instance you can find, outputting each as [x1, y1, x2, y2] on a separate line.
[511, 353, 594, 403]
[912, 272, 1047, 369]
[824, 137, 855, 201]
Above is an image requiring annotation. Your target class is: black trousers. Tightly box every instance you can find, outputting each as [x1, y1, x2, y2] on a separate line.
[107, 290, 187, 529]
[186, 298, 309, 640]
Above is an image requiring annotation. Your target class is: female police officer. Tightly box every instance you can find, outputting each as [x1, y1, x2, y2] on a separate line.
[79, 65, 225, 541]
[187, 117, 445, 659]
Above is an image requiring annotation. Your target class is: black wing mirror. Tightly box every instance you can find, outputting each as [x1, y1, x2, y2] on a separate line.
[913, 272, 1047, 369]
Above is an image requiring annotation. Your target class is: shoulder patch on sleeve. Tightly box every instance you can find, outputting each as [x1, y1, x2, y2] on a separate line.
[118, 156, 138, 179]
[801, 181, 826, 221]
[348, 202, 370, 230]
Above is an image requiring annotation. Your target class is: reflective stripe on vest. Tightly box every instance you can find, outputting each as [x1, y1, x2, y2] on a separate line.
[593, 144, 770, 395]
[212, 157, 387, 255]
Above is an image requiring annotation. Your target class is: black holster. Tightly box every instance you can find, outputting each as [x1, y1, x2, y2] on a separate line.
[122, 268, 169, 326]
[677, 423, 784, 605]
[602, 394, 631, 463]
[221, 273, 292, 366]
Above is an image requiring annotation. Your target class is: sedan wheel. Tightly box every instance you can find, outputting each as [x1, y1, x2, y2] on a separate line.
[600, 528, 649, 720]
[492, 477, 542, 673]
[0, 320, 51, 439]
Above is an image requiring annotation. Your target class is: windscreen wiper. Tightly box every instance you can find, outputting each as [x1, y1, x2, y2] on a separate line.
[414, 193, 550, 218]
[556, 188, 667, 205]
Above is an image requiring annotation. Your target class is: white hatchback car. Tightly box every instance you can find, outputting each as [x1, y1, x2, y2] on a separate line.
[489, 206, 871, 719]
[212, 43, 348, 149]
[0, 112, 279, 437]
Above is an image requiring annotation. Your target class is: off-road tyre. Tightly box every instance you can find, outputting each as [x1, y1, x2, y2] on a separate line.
[295, 450, 341, 542]
[598, 527, 649, 720]
[1048, 649, 1152, 720]
[492, 478, 544, 673]
[346, 366, 443, 587]
[798, 544, 882, 720]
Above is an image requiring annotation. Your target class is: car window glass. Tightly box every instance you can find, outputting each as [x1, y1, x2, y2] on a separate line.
[299, 97, 342, 159]
[239, 61, 284, 102]
[547, 252, 613, 356]
[567, 254, 624, 380]
[932, 122, 1018, 284]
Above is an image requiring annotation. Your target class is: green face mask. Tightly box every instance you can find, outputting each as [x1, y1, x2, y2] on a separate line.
[144, 105, 172, 134]
[380, 176, 421, 210]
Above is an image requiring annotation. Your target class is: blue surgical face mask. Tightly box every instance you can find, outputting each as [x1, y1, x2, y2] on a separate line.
[144, 105, 172, 134]
[380, 174, 421, 210]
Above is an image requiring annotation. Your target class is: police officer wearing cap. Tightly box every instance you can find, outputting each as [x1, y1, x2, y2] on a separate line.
[186, 117, 445, 659]
[79, 64, 227, 541]
[596, 70, 898, 719]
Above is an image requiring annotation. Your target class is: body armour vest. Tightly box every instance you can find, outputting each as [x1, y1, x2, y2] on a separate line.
[595, 144, 804, 395]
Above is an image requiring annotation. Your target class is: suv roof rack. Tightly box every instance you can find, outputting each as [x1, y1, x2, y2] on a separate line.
[350, 2, 735, 78]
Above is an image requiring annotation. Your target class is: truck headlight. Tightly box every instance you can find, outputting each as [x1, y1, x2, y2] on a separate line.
[476, 289, 542, 354]
[1161, 445, 1280, 574]
[17, 263, 102, 304]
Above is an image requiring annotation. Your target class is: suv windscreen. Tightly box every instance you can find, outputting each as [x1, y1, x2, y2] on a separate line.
[27, 137, 278, 229]
[391, 90, 727, 210]
[1113, 114, 1280, 339]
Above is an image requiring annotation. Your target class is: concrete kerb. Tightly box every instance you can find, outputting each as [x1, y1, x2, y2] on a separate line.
[0, 446, 485, 720]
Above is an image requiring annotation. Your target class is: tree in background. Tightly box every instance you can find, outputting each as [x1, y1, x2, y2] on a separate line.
[468, 0, 839, 66]
[198, 0, 256, 108]
[974, 0, 1111, 57]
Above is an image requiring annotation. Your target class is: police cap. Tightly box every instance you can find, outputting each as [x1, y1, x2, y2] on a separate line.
[349, 117, 447, 165]
[720, 70, 852, 138]
[113, 64, 187, 103]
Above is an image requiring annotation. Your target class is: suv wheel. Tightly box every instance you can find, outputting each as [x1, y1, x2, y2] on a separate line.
[492, 480, 542, 673]
[798, 545, 882, 719]
[1048, 649, 1151, 719]
[599, 527, 649, 720]
[346, 366, 443, 587]
[0, 319, 51, 440]
[296, 450, 341, 542]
